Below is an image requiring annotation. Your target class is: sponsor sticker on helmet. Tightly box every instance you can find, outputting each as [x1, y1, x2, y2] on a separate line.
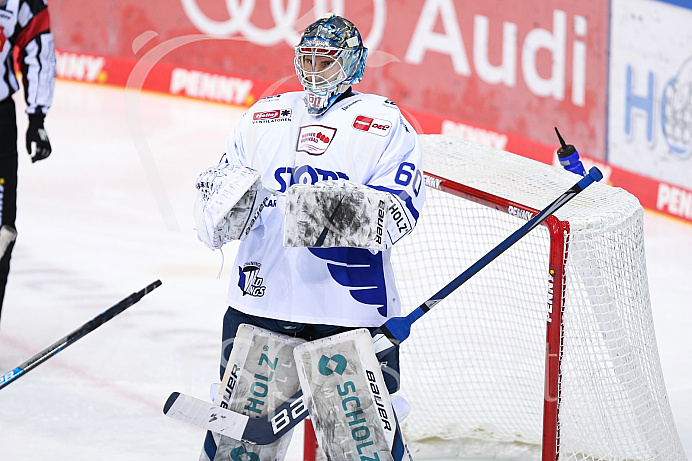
[352, 115, 391, 136]
[296, 125, 336, 155]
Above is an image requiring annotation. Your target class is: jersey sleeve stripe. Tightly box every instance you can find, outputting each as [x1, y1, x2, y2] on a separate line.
[14, 8, 50, 51]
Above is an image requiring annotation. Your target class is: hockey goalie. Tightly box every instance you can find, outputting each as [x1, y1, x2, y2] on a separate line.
[191, 13, 424, 461]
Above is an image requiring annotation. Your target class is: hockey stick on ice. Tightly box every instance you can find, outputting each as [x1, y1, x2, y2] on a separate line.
[0, 280, 162, 391]
[164, 167, 603, 443]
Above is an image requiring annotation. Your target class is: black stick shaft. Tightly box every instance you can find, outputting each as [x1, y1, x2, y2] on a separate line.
[0, 280, 162, 391]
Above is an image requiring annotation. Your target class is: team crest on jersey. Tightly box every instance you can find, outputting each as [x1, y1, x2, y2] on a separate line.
[252, 108, 292, 124]
[238, 263, 266, 297]
[352, 115, 391, 136]
[296, 125, 336, 155]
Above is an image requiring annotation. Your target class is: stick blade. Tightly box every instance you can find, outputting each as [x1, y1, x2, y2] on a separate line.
[163, 392, 250, 442]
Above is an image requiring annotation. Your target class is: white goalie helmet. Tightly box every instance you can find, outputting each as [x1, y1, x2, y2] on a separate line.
[294, 14, 368, 115]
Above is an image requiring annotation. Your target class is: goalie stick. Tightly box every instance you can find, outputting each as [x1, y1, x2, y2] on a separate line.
[164, 391, 306, 445]
[379, 166, 602, 345]
[164, 388, 411, 445]
[164, 167, 603, 443]
[313, 195, 344, 247]
[0, 280, 162, 390]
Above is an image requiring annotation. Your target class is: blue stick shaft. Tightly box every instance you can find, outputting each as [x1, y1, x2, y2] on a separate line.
[382, 167, 602, 344]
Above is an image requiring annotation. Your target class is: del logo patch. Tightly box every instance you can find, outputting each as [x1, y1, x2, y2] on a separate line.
[352, 115, 391, 136]
[296, 125, 336, 155]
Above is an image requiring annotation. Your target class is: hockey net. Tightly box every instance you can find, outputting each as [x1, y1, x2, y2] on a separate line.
[383, 135, 686, 460]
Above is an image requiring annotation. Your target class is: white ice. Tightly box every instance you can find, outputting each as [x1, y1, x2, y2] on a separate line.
[0, 81, 690, 460]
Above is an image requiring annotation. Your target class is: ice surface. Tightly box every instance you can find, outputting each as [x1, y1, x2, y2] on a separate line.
[0, 81, 689, 460]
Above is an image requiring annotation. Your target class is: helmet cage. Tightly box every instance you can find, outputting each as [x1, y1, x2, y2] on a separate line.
[294, 11, 368, 115]
[296, 47, 345, 92]
[294, 44, 366, 115]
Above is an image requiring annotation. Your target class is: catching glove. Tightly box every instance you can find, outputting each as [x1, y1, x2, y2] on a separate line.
[26, 113, 52, 163]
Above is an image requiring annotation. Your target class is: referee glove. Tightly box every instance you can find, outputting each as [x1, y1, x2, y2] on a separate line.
[26, 113, 52, 163]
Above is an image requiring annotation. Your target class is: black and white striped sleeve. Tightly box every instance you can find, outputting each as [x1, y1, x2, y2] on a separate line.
[14, 0, 55, 115]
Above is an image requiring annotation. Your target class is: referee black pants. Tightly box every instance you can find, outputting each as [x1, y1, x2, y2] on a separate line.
[0, 97, 19, 323]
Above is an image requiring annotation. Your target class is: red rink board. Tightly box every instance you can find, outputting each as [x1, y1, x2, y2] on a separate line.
[49, 0, 608, 157]
[46, 0, 691, 224]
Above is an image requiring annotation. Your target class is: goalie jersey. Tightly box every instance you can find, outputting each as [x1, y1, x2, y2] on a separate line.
[223, 91, 425, 327]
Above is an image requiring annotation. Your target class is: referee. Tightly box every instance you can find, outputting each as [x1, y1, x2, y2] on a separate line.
[0, 0, 55, 325]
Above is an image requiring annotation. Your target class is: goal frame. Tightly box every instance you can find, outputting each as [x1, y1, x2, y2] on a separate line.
[303, 170, 570, 461]
[424, 171, 568, 461]
[303, 134, 686, 461]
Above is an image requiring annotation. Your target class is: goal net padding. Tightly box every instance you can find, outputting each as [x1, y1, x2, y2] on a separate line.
[387, 135, 686, 460]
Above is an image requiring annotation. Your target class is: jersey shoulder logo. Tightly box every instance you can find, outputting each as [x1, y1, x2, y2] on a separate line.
[353, 115, 391, 137]
[296, 125, 336, 155]
[238, 263, 266, 297]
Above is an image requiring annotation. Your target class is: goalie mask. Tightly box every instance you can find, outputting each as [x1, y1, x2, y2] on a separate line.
[294, 15, 368, 116]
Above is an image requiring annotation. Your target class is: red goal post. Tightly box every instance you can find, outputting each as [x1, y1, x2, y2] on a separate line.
[406, 166, 569, 460]
[304, 135, 686, 461]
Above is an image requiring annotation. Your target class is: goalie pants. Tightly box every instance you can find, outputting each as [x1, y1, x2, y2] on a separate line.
[220, 306, 402, 394]
[0, 97, 19, 324]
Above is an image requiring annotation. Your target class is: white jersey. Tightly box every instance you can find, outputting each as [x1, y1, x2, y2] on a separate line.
[222, 90, 425, 327]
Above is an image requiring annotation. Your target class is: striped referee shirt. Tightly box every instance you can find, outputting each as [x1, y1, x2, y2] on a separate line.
[0, 0, 55, 115]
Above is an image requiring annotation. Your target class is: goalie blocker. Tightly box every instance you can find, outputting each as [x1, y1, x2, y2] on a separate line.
[284, 179, 415, 251]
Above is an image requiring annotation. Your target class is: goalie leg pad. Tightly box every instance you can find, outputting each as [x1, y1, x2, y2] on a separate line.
[294, 328, 412, 461]
[203, 324, 305, 461]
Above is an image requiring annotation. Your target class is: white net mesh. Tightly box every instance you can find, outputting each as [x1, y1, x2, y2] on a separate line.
[392, 135, 686, 461]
